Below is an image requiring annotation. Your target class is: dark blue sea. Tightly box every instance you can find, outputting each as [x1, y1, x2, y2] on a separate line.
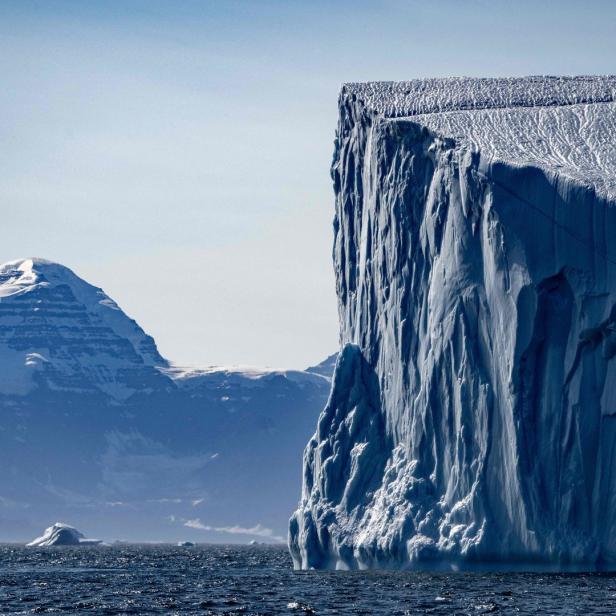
[1, 544, 615, 615]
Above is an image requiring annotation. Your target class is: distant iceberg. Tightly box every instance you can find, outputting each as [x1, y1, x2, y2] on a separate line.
[27, 523, 102, 547]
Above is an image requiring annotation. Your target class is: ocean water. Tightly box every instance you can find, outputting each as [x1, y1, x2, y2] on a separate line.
[1, 544, 615, 615]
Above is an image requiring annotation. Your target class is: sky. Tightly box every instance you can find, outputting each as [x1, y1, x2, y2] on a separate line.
[1, 0, 615, 369]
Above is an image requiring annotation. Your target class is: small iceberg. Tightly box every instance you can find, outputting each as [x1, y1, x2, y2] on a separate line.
[27, 523, 102, 547]
[177, 541, 195, 547]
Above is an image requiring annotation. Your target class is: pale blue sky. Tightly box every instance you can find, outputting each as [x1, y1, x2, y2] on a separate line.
[1, 0, 615, 368]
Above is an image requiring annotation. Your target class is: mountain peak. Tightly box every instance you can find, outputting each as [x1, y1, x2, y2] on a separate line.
[1, 257, 74, 276]
[0, 258, 91, 298]
[0, 257, 167, 399]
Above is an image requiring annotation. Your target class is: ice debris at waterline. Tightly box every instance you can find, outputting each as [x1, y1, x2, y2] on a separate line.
[289, 76, 616, 571]
[27, 523, 102, 547]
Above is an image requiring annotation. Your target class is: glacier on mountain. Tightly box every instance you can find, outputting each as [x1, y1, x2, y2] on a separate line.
[290, 76, 616, 570]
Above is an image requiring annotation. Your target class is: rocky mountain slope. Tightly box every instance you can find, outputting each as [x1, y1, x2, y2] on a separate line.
[0, 258, 334, 543]
[290, 76, 616, 570]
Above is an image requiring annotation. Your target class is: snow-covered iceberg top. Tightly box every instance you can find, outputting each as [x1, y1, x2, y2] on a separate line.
[411, 101, 616, 200]
[341, 76, 616, 200]
[343, 76, 616, 117]
[27, 523, 102, 547]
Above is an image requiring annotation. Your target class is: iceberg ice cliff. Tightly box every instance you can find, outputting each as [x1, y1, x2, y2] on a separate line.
[290, 77, 616, 570]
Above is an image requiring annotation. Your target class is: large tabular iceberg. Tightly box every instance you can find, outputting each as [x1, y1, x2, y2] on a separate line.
[290, 76, 616, 570]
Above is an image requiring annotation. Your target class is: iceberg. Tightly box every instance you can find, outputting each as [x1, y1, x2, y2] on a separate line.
[290, 77, 616, 570]
[27, 523, 102, 547]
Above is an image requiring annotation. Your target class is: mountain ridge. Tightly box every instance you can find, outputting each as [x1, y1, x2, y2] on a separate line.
[0, 257, 336, 543]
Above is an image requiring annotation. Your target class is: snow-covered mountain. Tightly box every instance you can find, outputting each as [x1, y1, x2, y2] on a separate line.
[0, 258, 168, 399]
[290, 76, 616, 570]
[0, 258, 334, 543]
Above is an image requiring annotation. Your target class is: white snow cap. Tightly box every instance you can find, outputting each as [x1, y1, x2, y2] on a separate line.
[343, 76, 616, 117]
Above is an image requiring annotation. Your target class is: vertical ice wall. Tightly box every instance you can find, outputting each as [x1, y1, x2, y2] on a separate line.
[290, 77, 616, 570]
